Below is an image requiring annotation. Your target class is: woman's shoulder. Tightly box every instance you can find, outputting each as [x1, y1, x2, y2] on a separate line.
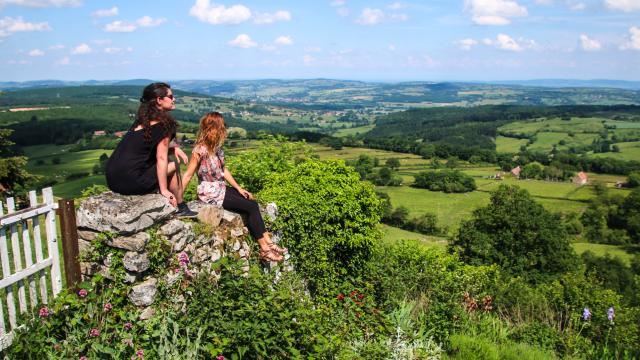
[194, 144, 209, 156]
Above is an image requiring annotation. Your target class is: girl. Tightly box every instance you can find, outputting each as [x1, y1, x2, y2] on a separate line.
[106, 82, 196, 217]
[182, 112, 286, 262]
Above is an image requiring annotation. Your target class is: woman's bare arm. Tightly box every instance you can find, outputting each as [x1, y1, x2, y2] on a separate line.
[156, 136, 176, 206]
[224, 169, 253, 199]
[181, 151, 201, 192]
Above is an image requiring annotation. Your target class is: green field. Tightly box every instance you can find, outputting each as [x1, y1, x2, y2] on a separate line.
[590, 141, 640, 161]
[333, 124, 375, 137]
[572, 243, 638, 265]
[496, 136, 528, 153]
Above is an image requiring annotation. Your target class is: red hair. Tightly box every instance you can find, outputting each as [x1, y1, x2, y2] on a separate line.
[195, 112, 227, 154]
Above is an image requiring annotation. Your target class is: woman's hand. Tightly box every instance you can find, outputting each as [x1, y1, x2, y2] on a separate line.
[174, 147, 189, 164]
[161, 189, 178, 207]
[238, 188, 253, 200]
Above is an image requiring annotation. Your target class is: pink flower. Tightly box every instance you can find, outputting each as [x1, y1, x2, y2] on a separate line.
[39, 307, 50, 318]
[103, 303, 113, 312]
[135, 349, 144, 359]
[217, 356, 225, 360]
[124, 322, 133, 331]
[337, 293, 345, 301]
[178, 252, 189, 266]
[78, 289, 88, 298]
[89, 328, 100, 337]
[80, 356, 88, 360]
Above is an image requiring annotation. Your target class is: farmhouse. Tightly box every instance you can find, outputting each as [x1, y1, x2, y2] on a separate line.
[93, 130, 106, 137]
[510, 166, 521, 178]
[573, 171, 588, 185]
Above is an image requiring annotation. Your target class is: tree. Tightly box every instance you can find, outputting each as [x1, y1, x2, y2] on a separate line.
[520, 162, 544, 179]
[628, 172, 640, 188]
[449, 185, 578, 282]
[0, 129, 36, 199]
[385, 158, 401, 170]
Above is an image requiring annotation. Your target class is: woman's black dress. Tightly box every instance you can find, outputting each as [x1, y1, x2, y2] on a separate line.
[106, 124, 174, 195]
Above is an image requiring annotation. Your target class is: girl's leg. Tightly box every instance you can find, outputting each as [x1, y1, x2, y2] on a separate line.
[223, 188, 283, 261]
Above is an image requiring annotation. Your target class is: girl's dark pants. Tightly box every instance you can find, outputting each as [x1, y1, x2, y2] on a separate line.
[222, 187, 266, 240]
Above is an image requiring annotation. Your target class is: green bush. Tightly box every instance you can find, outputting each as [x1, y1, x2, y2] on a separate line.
[259, 159, 382, 295]
[413, 170, 476, 193]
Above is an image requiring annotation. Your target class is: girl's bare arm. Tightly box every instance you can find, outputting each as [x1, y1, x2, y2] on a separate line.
[181, 151, 201, 192]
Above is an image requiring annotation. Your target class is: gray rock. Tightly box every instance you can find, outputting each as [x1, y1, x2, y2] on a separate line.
[124, 271, 139, 284]
[108, 232, 150, 252]
[160, 219, 185, 237]
[123, 252, 150, 273]
[196, 204, 224, 227]
[222, 210, 243, 228]
[129, 277, 158, 307]
[103, 253, 114, 267]
[230, 227, 244, 238]
[80, 262, 111, 279]
[139, 306, 156, 320]
[265, 202, 278, 222]
[77, 239, 93, 255]
[77, 230, 99, 242]
[210, 249, 223, 263]
[164, 272, 181, 287]
[77, 192, 175, 234]
[192, 245, 211, 264]
[168, 223, 194, 252]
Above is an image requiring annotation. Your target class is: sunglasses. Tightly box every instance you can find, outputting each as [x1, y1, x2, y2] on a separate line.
[161, 94, 174, 100]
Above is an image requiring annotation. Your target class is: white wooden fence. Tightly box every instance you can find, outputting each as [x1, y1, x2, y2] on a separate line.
[0, 187, 63, 350]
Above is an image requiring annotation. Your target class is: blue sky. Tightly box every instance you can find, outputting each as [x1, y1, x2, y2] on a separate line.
[0, 0, 638, 81]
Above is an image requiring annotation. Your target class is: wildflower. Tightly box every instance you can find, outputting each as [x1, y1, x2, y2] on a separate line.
[39, 307, 50, 318]
[482, 295, 493, 312]
[582, 308, 591, 321]
[607, 307, 615, 322]
[103, 303, 113, 312]
[357, 293, 364, 301]
[124, 322, 133, 331]
[78, 289, 88, 298]
[349, 290, 358, 298]
[80, 356, 88, 360]
[178, 252, 189, 266]
[89, 328, 100, 337]
[217, 356, 225, 360]
[135, 349, 144, 359]
[337, 293, 345, 301]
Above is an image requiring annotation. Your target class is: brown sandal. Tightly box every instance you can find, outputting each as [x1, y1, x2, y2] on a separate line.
[268, 242, 288, 255]
[259, 248, 284, 262]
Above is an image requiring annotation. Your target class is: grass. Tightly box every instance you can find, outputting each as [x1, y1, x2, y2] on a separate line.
[572, 243, 637, 265]
[496, 136, 528, 153]
[379, 224, 447, 249]
[332, 124, 375, 137]
[589, 141, 640, 161]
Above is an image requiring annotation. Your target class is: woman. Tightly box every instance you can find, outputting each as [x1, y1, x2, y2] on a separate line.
[106, 82, 196, 217]
[181, 112, 286, 262]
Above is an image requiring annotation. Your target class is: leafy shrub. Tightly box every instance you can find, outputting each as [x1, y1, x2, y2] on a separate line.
[65, 171, 90, 181]
[80, 184, 109, 199]
[259, 159, 382, 295]
[450, 185, 578, 283]
[413, 170, 476, 193]
[227, 138, 314, 193]
[446, 334, 557, 360]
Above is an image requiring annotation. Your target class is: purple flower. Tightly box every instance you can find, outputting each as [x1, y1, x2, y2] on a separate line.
[39, 307, 50, 318]
[135, 349, 144, 359]
[582, 308, 591, 321]
[607, 307, 615, 322]
[89, 328, 100, 337]
[78, 289, 88, 298]
[103, 303, 113, 312]
[124, 322, 133, 331]
[178, 252, 189, 266]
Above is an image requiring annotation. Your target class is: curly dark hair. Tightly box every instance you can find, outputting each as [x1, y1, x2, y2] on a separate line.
[132, 82, 178, 142]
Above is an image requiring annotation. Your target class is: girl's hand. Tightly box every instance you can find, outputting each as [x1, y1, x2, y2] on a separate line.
[174, 147, 189, 164]
[161, 189, 178, 207]
[238, 188, 253, 200]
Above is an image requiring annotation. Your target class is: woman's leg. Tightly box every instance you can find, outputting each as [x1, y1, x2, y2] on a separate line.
[223, 188, 282, 261]
[167, 160, 183, 203]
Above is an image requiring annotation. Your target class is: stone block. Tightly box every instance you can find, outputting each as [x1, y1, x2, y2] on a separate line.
[129, 277, 158, 307]
[107, 232, 150, 252]
[123, 252, 150, 273]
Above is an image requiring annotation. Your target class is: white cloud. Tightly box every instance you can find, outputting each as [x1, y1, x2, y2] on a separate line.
[92, 6, 118, 18]
[337, 7, 350, 16]
[388, 2, 406, 9]
[0, 0, 80, 8]
[456, 38, 479, 50]
[228, 34, 256, 48]
[495, 33, 523, 51]
[303, 54, 316, 65]
[189, 0, 251, 25]
[620, 26, 640, 50]
[569, 2, 586, 10]
[28, 48, 44, 56]
[535, 0, 553, 4]
[136, 16, 166, 27]
[71, 43, 91, 54]
[254, 10, 291, 24]
[56, 56, 70, 65]
[356, 8, 385, 25]
[0, 16, 51, 37]
[49, 44, 64, 50]
[274, 35, 293, 45]
[388, 44, 396, 51]
[103, 20, 136, 32]
[330, 0, 346, 6]
[579, 34, 602, 51]
[464, 0, 528, 25]
[103, 16, 165, 32]
[604, 0, 640, 12]
[104, 47, 121, 54]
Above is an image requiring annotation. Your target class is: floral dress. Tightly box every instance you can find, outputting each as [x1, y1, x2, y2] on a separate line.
[194, 144, 226, 205]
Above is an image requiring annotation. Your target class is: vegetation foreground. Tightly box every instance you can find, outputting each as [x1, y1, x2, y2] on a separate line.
[2, 141, 639, 359]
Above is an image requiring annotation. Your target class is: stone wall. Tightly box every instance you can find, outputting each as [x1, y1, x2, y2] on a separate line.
[76, 192, 284, 318]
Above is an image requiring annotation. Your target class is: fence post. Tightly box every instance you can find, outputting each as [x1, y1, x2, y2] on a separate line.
[57, 199, 82, 289]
